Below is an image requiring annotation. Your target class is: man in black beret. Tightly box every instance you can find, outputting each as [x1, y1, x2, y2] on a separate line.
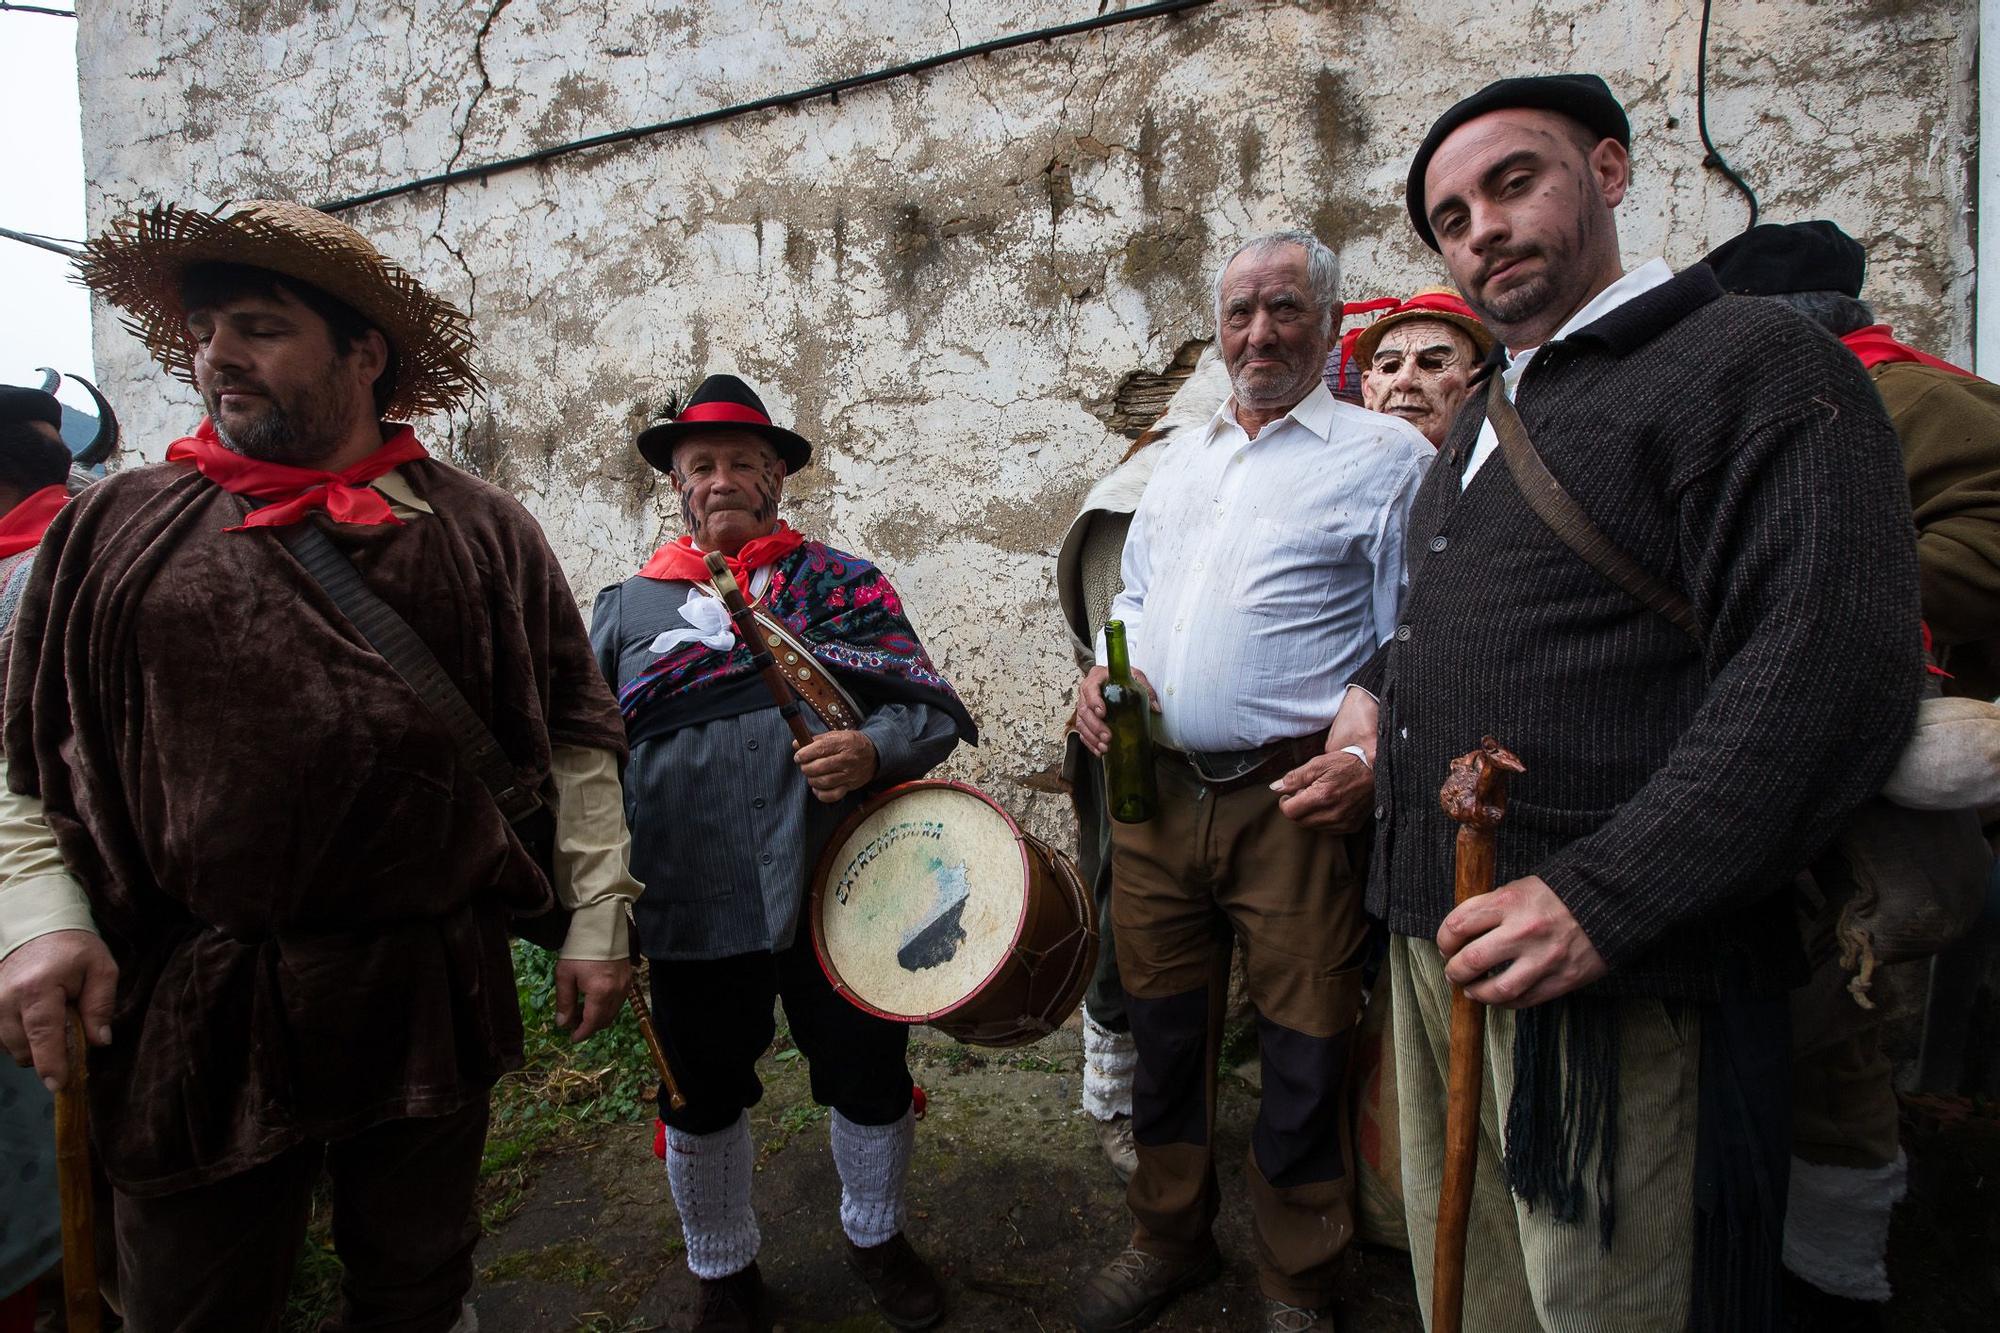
[1293, 75, 1923, 1329]
[1708, 219, 2000, 1323]
[0, 387, 77, 617]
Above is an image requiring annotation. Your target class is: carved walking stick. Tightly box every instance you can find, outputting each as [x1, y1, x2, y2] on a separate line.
[1433, 737, 1526, 1333]
[54, 1010, 101, 1333]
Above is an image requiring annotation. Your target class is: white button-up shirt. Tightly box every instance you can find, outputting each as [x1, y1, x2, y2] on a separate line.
[1105, 382, 1433, 751]
[1462, 257, 1675, 486]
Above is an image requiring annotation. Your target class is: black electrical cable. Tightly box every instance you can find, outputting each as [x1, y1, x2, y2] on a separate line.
[1696, 0, 1759, 231]
[0, 4, 80, 18]
[318, 0, 1212, 214]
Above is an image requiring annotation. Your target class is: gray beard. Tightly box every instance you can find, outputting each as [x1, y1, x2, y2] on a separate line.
[205, 395, 351, 467]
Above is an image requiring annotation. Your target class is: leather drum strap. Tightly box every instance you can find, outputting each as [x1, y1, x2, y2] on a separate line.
[750, 606, 864, 732]
[1485, 374, 1706, 647]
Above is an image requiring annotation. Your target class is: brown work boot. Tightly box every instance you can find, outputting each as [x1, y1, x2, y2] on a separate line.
[847, 1232, 946, 1329]
[693, 1260, 768, 1333]
[1097, 1113, 1138, 1184]
[1074, 1243, 1222, 1332]
[1265, 1297, 1335, 1331]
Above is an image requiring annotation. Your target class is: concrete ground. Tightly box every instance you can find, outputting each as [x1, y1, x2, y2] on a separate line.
[464, 1027, 2000, 1333]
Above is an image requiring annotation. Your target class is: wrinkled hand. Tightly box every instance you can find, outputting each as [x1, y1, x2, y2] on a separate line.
[1074, 664, 1161, 756]
[1437, 875, 1608, 1009]
[1273, 751, 1374, 831]
[554, 958, 631, 1041]
[794, 730, 879, 803]
[0, 929, 118, 1091]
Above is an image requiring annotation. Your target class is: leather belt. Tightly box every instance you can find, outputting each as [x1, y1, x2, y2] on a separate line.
[1157, 730, 1328, 795]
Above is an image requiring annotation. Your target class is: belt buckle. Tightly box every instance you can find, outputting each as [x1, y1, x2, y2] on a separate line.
[1187, 747, 1265, 785]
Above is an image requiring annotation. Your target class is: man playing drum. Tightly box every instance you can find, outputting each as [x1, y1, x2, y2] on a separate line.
[1072, 230, 1433, 1333]
[590, 373, 976, 1333]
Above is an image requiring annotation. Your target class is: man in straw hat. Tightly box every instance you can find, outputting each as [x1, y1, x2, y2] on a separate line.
[591, 373, 974, 1332]
[1299, 75, 1922, 1329]
[1352, 288, 1494, 449]
[0, 199, 642, 1332]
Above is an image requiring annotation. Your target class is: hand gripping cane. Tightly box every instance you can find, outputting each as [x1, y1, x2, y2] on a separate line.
[1432, 737, 1526, 1333]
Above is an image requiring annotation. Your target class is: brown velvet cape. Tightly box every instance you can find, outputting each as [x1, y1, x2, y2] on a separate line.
[1, 456, 626, 1196]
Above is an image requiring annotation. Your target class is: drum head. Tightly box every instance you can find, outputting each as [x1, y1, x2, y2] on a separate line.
[814, 783, 1027, 1022]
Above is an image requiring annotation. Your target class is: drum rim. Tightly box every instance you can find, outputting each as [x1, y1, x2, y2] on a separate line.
[808, 779, 1032, 1025]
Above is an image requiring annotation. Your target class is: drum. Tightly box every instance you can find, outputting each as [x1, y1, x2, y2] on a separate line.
[810, 781, 1097, 1047]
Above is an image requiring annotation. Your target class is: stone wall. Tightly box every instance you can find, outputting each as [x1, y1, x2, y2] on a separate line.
[77, 0, 1980, 842]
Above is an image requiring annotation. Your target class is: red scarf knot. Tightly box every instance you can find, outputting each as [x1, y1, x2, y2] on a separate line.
[0, 485, 70, 560]
[166, 418, 429, 531]
[637, 522, 806, 589]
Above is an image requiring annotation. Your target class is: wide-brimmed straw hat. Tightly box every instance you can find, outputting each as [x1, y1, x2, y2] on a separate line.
[1351, 287, 1495, 369]
[76, 199, 480, 419]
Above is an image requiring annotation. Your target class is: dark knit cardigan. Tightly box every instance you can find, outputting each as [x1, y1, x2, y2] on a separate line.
[1355, 265, 1923, 1001]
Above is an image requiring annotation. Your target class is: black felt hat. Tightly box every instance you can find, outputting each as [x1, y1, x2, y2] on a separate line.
[1703, 221, 1866, 298]
[636, 373, 814, 475]
[0, 385, 63, 429]
[1406, 74, 1631, 251]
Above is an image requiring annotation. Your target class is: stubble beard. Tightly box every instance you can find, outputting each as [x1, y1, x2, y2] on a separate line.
[205, 371, 359, 468]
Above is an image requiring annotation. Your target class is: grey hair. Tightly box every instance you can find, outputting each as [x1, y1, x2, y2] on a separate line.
[1212, 230, 1341, 336]
[1769, 290, 1876, 338]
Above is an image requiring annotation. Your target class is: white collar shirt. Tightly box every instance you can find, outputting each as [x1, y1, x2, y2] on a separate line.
[1462, 257, 1676, 487]
[1104, 381, 1434, 751]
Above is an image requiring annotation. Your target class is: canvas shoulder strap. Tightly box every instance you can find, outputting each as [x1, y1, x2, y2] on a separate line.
[1485, 374, 1707, 646]
[277, 519, 545, 824]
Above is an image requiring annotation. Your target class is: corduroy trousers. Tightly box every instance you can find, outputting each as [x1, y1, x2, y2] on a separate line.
[1391, 936, 1699, 1333]
[1110, 756, 1370, 1307]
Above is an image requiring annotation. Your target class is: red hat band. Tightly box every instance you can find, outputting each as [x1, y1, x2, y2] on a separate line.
[675, 400, 772, 428]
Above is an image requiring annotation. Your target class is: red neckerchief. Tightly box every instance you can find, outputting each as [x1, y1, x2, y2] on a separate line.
[637, 522, 805, 588]
[1840, 325, 1974, 378]
[166, 417, 429, 531]
[0, 485, 69, 560]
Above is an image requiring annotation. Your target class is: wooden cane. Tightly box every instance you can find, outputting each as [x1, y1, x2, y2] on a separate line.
[1432, 737, 1526, 1333]
[625, 974, 686, 1112]
[53, 1009, 101, 1333]
[702, 552, 816, 748]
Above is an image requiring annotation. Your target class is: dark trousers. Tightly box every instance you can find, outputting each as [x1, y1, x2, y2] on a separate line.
[651, 936, 914, 1135]
[1111, 757, 1370, 1307]
[114, 1099, 488, 1333]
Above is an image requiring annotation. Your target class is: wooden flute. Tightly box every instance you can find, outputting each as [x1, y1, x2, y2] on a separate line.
[702, 551, 816, 748]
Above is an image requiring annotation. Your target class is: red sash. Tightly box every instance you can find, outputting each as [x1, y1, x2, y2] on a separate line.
[1840, 325, 1973, 378]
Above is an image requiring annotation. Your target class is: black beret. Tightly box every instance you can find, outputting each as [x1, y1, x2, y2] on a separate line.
[1406, 74, 1631, 251]
[1702, 220, 1866, 298]
[0, 386, 63, 430]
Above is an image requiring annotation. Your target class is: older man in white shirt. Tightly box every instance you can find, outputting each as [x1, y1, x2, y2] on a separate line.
[1072, 230, 1432, 1333]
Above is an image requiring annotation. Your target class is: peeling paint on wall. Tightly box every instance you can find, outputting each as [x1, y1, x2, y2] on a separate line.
[75, 0, 1980, 846]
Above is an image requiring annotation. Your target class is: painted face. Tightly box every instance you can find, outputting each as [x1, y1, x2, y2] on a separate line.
[669, 429, 786, 554]
[1361, 319, 1479, 446]
[1420, 108, 1628, 343]
[187, 288, 383, 466]
[1217, 244, 1333, 417]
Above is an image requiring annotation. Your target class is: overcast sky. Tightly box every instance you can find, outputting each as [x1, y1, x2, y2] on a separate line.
[1, 8, 93, 393]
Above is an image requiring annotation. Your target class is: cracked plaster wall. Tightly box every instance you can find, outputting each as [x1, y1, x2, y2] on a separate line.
[77, 0, 1979, 844]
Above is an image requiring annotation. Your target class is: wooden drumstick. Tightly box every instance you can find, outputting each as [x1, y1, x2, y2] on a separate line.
[702, 552, 816, 748]
[54, 1009, 101, 1333]
[625, 976, 686, 1112]
[1433, 736, 1526, 1333]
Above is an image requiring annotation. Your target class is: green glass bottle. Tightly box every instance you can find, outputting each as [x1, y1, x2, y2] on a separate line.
[1102, 620, 1158, 823]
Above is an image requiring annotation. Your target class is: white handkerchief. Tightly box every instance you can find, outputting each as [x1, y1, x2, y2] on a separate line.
[649, 587, 736, 655]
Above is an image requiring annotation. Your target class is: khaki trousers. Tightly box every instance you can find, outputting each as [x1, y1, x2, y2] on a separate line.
[1110, 756, 1370, 1306]
[1391, 936, 1699, 1333]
